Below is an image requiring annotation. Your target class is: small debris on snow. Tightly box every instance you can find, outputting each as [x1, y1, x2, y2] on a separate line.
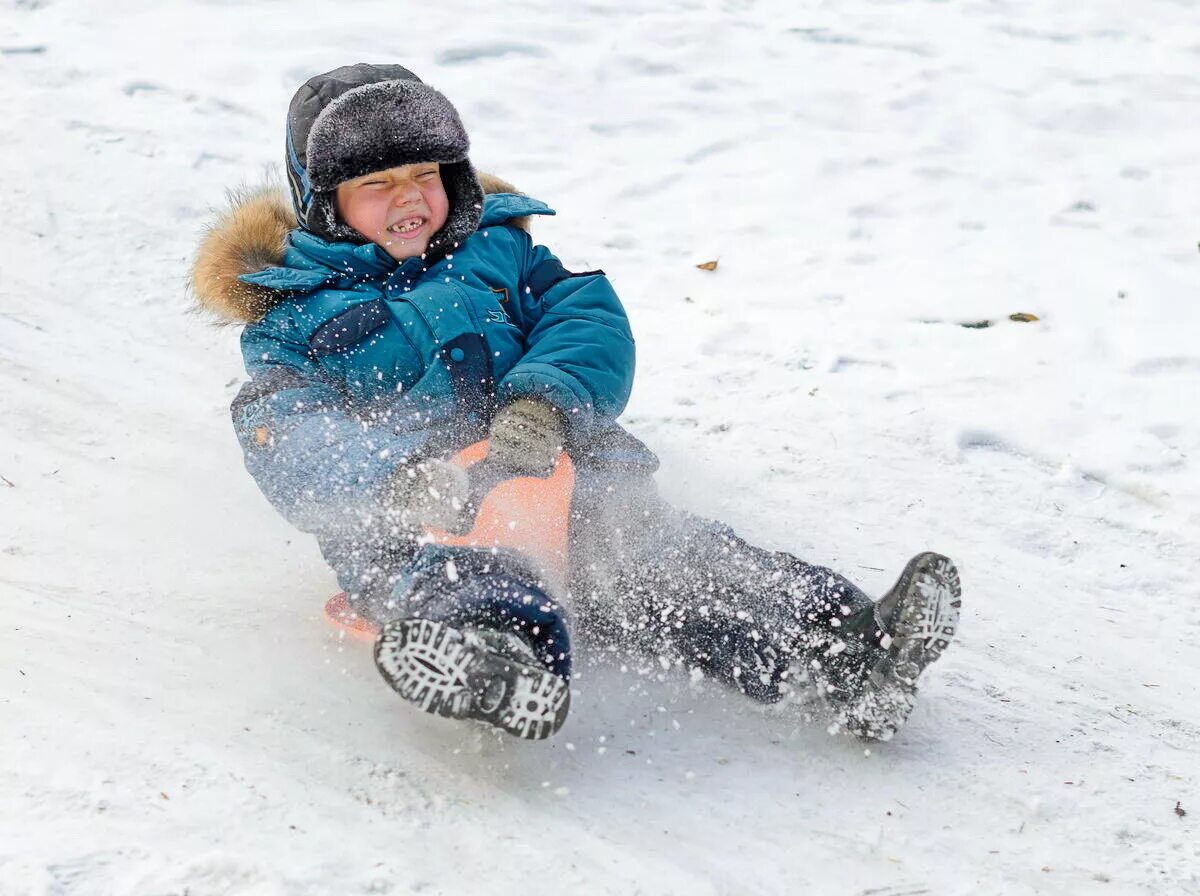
[695, 260, 718, 271]
[1174, 801, 1186, 818]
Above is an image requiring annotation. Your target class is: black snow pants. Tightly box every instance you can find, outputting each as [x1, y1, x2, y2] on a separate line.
[565, 466, 874, 702]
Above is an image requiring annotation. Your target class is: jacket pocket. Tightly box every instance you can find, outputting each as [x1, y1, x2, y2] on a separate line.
[308, 298, 425, 402]
[308, 298, 391, 356]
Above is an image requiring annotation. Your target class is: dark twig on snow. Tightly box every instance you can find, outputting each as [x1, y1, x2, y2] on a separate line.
[0, 475, 14, 488]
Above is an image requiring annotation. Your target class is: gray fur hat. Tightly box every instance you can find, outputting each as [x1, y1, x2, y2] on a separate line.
[285, 63, 484, 255]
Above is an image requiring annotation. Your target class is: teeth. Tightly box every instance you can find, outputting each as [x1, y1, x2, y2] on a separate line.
[390, 219, 423, 234]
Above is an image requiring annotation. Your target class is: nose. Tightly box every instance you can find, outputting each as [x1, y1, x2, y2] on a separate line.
[391, 179, 422, 206]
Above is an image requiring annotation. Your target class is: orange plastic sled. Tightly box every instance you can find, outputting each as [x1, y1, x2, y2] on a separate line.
[323, 439, 575, 641]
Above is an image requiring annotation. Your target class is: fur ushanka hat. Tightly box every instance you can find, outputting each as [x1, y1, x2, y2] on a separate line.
[284, 63, 484, 257]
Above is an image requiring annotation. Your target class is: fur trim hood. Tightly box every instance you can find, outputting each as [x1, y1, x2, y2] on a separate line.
[191, 172, 527, 325]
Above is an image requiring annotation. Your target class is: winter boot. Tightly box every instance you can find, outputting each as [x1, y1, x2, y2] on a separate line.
[372, 546, 572, 740]
[374, 618, 570, 740]
[809, 552, 961, 741]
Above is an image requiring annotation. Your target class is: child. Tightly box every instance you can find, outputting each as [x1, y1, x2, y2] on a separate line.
[193, 63, 961, 742]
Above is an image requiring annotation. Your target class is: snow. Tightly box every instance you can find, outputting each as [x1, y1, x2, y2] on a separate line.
[2, 0, 1198, 893]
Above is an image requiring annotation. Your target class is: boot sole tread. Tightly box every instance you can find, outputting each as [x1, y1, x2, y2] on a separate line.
[374, 619, 569, 740]
[846, 552, 962, 740]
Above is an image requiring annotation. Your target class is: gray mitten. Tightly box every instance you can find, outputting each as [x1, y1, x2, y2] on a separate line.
[487, 398, 566, 476]
[386, 459, 470, 529]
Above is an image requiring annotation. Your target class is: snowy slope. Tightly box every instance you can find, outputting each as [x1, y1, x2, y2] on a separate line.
[2, 1, 1198, 893]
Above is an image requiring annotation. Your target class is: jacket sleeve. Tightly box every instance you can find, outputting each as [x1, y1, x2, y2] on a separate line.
[497, 234, 636, 436]
[232, 316, 427, 534]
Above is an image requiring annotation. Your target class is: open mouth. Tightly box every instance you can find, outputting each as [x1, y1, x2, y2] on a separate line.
[387, 217, 426, 238]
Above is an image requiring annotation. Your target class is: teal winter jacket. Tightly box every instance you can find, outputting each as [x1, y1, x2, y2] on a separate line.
[222, 193, 640, 534]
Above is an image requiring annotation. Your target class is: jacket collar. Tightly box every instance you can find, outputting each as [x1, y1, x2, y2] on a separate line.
[191, 180, 552, 324]
[242, 193, 555, 293]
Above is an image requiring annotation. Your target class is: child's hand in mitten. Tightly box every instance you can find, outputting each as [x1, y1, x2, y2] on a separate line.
[386, 459, 470, 529]
[487, 398, 566, 477]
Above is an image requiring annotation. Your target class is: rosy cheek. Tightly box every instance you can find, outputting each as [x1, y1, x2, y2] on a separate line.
[429, 189, 449, 224]
[360, 197, 388, 232]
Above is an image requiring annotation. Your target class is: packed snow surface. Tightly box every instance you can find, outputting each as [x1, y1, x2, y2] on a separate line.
[2, 1, 1198, 893]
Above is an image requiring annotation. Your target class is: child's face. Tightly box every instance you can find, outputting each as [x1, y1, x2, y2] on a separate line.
[335, 163, 450, 260]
